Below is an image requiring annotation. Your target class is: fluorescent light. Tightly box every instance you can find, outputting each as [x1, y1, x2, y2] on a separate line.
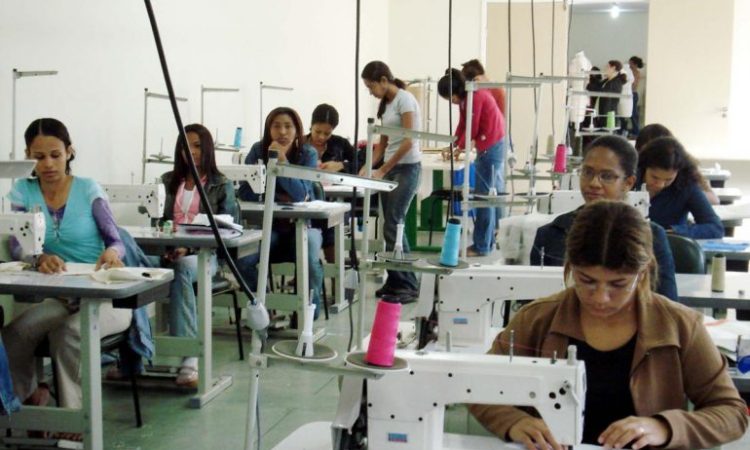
[610, 3, 621, 18]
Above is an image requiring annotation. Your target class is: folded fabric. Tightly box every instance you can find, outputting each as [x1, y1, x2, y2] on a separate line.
[90, 267, 172, 284]
[700, 241, 750, 252]
[0, 261, 29, 272]
[191, 213, 243, 231]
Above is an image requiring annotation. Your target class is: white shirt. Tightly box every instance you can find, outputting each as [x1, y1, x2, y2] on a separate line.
[381, 89, 421, 164]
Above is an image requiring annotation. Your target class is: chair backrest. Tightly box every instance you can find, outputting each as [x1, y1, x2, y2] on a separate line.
[666, 234, 706, 274]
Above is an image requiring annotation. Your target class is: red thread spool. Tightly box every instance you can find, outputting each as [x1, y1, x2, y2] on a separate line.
[553, 144, 567, 173]
[365, 299, 402, 367]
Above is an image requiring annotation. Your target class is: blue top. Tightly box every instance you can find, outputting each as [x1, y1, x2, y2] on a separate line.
[643, 181, 724, 239]
[238, 142, 317, 202]
[9, 177, 108, 263]
[530, 209, 678, 301]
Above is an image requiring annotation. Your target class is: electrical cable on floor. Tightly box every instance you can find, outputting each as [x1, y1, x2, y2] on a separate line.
[347, 0, 362, 353]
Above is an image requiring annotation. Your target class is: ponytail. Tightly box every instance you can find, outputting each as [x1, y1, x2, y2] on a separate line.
[362, 61, 404, 119]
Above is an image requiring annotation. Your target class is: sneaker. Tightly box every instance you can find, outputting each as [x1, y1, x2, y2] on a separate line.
[375, 285, 394, 297]
[383, 288, 418, 304]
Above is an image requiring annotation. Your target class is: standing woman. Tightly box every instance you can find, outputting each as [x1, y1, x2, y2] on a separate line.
[628, 56, 644, 137]
[438, 68, 506, 257]
[3, 118, 130, 436]
[596, 60, 627, 129]
[160, 123, 237, 387]
[360, 61, 421, 303]
[237, 107, 324, 317]
[637, 136, 723, 239]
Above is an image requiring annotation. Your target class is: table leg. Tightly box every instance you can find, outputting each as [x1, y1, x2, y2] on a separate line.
[330, 221, 348, 313]
[295, 219, 310, 333]
[80, 301, 103, 450]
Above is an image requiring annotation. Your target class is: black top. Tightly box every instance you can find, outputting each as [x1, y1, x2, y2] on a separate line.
[307, 134, 364, 174]
[570, 334, 638, 445]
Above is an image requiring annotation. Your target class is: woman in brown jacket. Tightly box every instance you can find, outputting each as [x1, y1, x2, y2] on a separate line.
[471, 201, 747, 450]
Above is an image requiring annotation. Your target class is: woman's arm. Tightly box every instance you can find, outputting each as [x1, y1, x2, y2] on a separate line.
[92, 198, 125, 269]
[673, 185, 724, 239]
[276, 147, 316, 202]
[650, 223, 678, 300]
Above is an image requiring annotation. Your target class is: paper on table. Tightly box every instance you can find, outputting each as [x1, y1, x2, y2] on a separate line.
[292, 200, 341, 210]
[90, 267, 172, 284]
[191, 213, 243, 231]
[60, 263, 98, 276]
[0, 261, 30, 272]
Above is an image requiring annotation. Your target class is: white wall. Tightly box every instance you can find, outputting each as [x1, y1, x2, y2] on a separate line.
[0, 0, 388, 189]
[568, 11, 649, 70]
[729, 0, 750, 159]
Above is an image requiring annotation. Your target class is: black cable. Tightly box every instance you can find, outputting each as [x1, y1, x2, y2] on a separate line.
[551, 0, 556, 141]
[530, 0, 538, 108]
[143, 1, 258, 309]
[507, 0, 513, 148]
[448, 0, 455, 218]
[347, 0, 361, 353]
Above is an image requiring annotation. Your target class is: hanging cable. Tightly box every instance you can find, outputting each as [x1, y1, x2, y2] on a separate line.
[347, 0, 361, 353]
[551, 0, 556, 143]
[448, 0, 456, 218]
[530, 0, 538, 109]
[507, 0, 512, 141]
[142, 0, 260, 313]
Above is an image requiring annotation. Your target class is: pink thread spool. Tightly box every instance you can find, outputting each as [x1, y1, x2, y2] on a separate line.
[553, 144, 567, 173]
[365, 299, 402, 367]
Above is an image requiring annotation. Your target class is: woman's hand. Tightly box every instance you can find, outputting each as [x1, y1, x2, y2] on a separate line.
[164, 247, 189, 263]
[37, 254, 66, 274]
[269, 140, 291, 162]
[371, 168, 387, 180]
[321, 161, 344, 172]
[508, 417, 563, 450]
[96, 247, 123, 271]
[598, 416, 670, 450]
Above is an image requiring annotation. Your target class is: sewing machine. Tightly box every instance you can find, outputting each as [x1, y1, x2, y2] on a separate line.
[103, 183, 166, 219]
[218, 164, 266, 193]
[331, 349, 585, 450]
[537, 190, 650, 217]
[417, 265, 565, 351]
[0, 211, 46, 256]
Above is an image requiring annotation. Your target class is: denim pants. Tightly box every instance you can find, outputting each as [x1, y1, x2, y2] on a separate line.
[168, 254, 218, 338]
[473, 139, 506, 254]
[237, 226, 323, 319]
[381, 163, 421, 291]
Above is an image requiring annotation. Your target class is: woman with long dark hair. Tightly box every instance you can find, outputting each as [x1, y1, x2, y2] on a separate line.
[360, 61, 421, 302]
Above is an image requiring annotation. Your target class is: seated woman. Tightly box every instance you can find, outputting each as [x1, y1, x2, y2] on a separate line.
[636, 124, 719, 205]
[306, 103, 362, 263]
[159, 123, 236, 387]
[531, 135, 677, 300]
[638, 136, 723, 239]
[237, 107, 323, 318]
[2, 118, 130, 439]
[473, 201, 747, 450]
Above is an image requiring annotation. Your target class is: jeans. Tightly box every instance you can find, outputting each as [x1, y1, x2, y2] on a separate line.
[631, 92, 640, 136]
[168, 254, 218, 338]
[237, 227, 323, 319]
[473, 139, 506, 254]
[381, 163, 421, 292]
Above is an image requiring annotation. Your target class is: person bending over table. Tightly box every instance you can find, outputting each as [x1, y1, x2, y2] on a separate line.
[473, 200, 747, 450]
[531, 135, 677, 300]
[237, 107, 324, 319]
[637, 136, 724, 239]
[3, 118, 130, 441]
[159, 123, 237, 387]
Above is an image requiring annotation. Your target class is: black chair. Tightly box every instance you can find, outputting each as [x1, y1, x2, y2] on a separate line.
[35, 331, 143, 428]
[666, 234, 705, 274]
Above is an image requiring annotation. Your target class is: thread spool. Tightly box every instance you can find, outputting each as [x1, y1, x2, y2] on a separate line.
[606, 111, 616, 129]
[162, 220, 174, 235]
[365, 299, 402, 367]
[233, 127, 243, 148]
[439, 218, 462, 267]
[553, 144, 567, 173]
[546, 135, 555, 155]
[711, 254, 726, 292]
[573, 136, 584, 157]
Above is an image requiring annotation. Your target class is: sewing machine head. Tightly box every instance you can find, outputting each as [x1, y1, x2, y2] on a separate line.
[345, 349, 585, 449]
[218, 164, 266, 194]
[537, 190, 650, 217]
[0, 211, 46, 256]
[103, 183, 166, 219]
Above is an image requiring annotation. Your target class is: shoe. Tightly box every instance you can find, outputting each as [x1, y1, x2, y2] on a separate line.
[466, 246, 486, 257]
[105, 365, 127, 381]
[175, 366, 199, 388]
[375, 285, 394, 297]
[383, 288, 418, 304]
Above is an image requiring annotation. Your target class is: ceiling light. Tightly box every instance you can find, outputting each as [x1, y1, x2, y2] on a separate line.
[610, 3, 621, 18]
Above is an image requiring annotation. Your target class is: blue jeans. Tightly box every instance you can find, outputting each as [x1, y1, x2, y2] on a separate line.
[473, 139, 506, 254]
[168, 254, 218, 338]
[237, 227, 323, 319]
[381, 163, 421, 291]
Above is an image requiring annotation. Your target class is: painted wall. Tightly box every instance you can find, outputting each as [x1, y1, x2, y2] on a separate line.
[568, 11, 649, 70]
[0, 0, 389, 190]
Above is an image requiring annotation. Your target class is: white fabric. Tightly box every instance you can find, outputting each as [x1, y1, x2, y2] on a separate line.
[382, 89, 422, 164]
[1, 298, 131, 408]
[568, 51, 593, 124]
[617, 66, 635, 118]
[496, 212, 559, 265]
[90, 267, 172, 284]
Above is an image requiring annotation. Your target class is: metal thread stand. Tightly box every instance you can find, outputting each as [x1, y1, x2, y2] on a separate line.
[200, 85, 242, 152]
[141, 88, 188, 183]
[10, 69, 58, 160]
[258, 82, 293, 138]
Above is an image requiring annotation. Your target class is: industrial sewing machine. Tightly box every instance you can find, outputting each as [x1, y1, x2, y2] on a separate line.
[330, 348, 586, 450]
[537, 190, 650, 216]
[103, 183, 166, 220]
[0, 210, 46, 258]
[218, 164, 266, 194]
[416, 265, 566, 352]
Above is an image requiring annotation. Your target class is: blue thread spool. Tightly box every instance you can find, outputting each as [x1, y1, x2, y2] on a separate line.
[233, 127, 243, 148]
[439, 218, 462, 266]
[738, 355, 750, 374]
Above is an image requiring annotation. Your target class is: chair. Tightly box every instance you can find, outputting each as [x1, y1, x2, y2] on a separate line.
[666, 234, 706, 274]
[36, 331, 144, 428]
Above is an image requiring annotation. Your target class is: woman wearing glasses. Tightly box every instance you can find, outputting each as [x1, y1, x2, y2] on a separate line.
[530, 135, 677, 300]
[473, 201, 747, 450]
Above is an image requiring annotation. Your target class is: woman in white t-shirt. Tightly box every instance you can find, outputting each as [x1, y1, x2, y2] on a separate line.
[360, 61, 421, 303]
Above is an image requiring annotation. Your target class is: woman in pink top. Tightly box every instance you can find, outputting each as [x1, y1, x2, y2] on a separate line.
[438, 68, 506, 256]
